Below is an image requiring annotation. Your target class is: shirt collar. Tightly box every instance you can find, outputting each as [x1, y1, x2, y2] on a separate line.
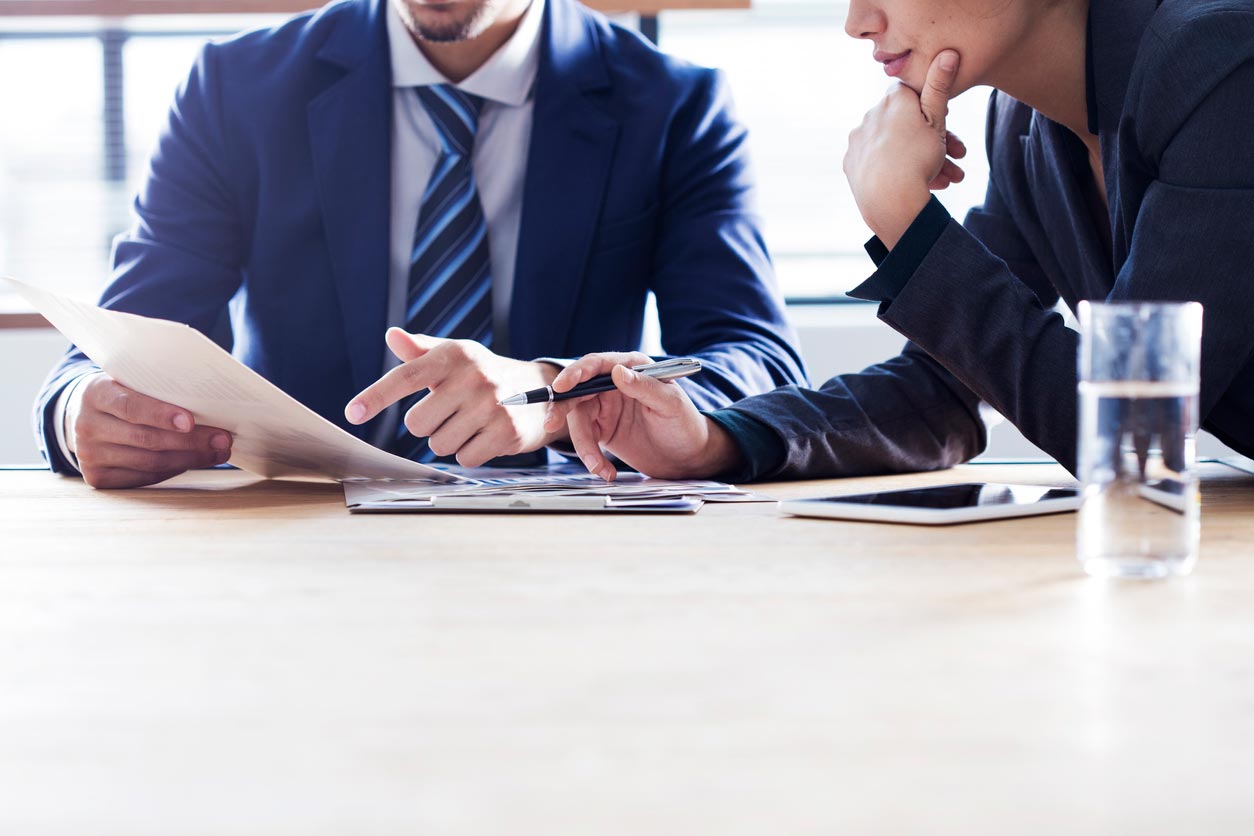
[387, 0, 545, 107]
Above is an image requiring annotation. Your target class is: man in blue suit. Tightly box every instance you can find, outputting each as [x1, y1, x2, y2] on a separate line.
[34, 0, 807, 488]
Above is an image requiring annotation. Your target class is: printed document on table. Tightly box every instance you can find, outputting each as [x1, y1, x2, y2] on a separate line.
[343, 467, 773, 513]
[7, 277, 463, 483]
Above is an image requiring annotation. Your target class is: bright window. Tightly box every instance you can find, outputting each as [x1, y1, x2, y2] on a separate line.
[0, 2, 994, 304]
[664, 1, 993, 299]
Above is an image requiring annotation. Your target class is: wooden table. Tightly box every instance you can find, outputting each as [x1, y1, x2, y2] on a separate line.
[3, 461, 1254, 833]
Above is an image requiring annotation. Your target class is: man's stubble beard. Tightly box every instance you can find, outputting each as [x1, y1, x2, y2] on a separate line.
[400, 0, 496, 43]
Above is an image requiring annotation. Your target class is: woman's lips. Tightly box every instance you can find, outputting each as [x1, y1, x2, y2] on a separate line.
[875, 49, 912, 78]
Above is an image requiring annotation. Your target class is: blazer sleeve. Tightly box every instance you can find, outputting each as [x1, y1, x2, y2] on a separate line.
[33, 42, 246, 474]
[708, 340, 990, 482]
[839, 55, 1254, 474]
[646, 67, 809, 411]
[701, 93, 1055, 483]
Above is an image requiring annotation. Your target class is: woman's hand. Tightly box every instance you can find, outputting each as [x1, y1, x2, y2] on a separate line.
[540, 352, 746, 481]
[844, 50, 964, 249]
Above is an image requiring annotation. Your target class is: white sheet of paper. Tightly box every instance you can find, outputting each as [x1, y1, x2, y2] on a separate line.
[7, 277, 464, 483]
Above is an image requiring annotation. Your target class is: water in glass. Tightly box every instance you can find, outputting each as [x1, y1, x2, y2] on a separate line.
[1077, 379, 1200, 578]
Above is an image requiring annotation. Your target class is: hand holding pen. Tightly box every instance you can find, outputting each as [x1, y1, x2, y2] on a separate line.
[530, 351, 746, 483]
[499, 358, 702, 406]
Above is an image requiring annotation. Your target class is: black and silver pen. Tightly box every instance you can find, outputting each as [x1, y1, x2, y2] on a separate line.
[498, 358, 702, 406]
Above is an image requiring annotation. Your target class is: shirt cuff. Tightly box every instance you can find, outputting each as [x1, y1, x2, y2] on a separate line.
[849, 195, 952, 304]
[52, 371, 101, 475]
[704, 408, 786, 483]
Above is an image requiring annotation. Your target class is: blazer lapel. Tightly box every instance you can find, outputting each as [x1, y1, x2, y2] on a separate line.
[307, 0, 393, 400]
[510, 0, 619, 361]
[1021, 114, 1111, 305]
[1087, 0, 1160, 269]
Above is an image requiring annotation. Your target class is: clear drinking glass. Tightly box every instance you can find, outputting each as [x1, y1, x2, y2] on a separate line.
[1076, 301, 1203, 579]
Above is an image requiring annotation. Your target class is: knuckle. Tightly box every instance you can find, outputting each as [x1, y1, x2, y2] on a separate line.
[76, 444, 100, 468]
[399, 364, 422, 387]
[80, 380, 102, 408]
[84, 376, 112, 405]
[73, 412, 98, 442]
[83, 470, 111, 490]
[114, 389, 134, 422]
[134, 450, 165, 472]
[131, 426, 158, 450]
[492, 421, 521, 453]
[404, 413, 431, 438]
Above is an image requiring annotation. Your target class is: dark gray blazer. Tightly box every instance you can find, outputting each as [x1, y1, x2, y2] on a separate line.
[712, 0, 1254, 480]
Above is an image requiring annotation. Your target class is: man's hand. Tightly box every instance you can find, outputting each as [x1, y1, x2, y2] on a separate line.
[345, 328, 565, 467]
[541, 351, 745, 481]
[843, 49, 964, 248]
[69, 375, 233, 489]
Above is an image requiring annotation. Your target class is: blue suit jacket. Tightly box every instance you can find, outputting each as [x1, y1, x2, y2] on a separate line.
[712, 0, 1254, 480]
[35, 0, 807, 474]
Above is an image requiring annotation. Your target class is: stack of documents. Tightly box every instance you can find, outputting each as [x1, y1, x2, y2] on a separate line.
[344, 467, 768, 513]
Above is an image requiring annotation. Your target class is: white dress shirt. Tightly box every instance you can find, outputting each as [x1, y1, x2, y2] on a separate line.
[385, 0, 543, 357]
[55, 0, 545, 468]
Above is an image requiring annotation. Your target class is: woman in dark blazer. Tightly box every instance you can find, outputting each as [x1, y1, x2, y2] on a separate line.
[540, 0, 1254, 483]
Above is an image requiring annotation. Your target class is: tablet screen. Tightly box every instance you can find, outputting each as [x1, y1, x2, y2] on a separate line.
[821, 483, 1079, 509]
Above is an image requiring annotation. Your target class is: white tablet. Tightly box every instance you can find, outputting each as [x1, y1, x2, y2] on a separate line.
[779, 482, 1082, 526]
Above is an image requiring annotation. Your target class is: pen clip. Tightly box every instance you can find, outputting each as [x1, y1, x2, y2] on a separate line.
[631, 358, 699, 373]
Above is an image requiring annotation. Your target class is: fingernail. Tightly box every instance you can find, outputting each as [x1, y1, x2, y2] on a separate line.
[598, 468, 614, 482]
[939, 51, 958, 72]
[346, 402, 366, 423]
[210, 433, 230, 451]
[173, 414, 191, 432]
[581, 457, 597, 474]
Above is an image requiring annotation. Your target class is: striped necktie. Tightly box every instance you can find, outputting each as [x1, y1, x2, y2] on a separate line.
[391, 84, 493, 461]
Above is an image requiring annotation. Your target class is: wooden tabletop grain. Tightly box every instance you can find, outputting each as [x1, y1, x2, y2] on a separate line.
[2, 461, 1253, 833]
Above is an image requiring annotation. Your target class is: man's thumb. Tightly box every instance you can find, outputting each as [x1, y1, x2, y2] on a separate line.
[612, 364, 679, 411]
[920, 50, 960, 130]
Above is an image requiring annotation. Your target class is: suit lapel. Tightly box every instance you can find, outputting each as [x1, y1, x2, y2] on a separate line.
[510, 0, 619, 361]
[1021, 114, 1110, 304]
[1087, 0, 1160, 270]
[308, 0, 392, 400]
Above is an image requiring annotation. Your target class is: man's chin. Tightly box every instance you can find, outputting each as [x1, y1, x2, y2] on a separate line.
[405, 3, 487, 43]
[413, 23, 475, 42]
